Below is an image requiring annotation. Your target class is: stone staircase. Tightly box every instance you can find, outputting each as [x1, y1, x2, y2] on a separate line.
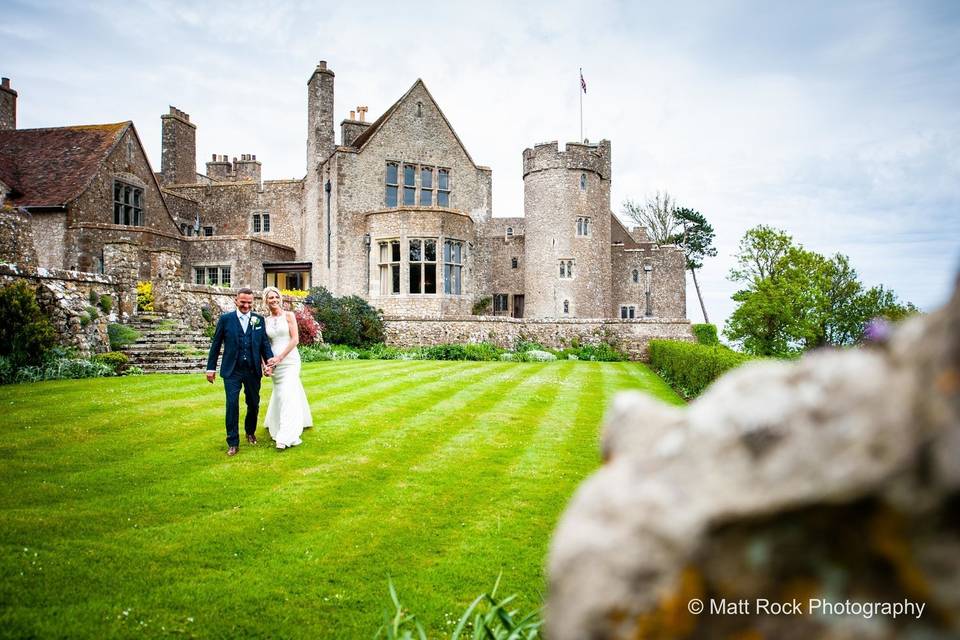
[121, 312, 210, 374]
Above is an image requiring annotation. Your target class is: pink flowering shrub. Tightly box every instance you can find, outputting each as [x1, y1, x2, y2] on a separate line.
[296, 307, 323, 346]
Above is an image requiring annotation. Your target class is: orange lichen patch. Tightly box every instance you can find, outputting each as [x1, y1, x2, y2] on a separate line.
[869, 507, 931, 602]
[935, 368, 960, 395]
[629, 566, 703, 640]
[781, 577, 820, 605]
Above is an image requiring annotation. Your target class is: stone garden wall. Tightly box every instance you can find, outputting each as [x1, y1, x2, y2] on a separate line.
[0, 262, 120, 356]
[383, 315, 693, 360]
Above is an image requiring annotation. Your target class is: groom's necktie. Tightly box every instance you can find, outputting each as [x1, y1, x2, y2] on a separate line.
[239, 313, 249, 333]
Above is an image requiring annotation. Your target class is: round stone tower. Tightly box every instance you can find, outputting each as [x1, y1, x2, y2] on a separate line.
[522, 140, 612, 318]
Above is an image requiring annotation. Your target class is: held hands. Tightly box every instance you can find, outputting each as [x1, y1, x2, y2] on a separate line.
[267, 356, 282, 367]
[262, 363, 273, 377]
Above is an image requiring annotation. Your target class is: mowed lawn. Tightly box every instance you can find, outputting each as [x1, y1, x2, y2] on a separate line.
[0, 360, 681, 638]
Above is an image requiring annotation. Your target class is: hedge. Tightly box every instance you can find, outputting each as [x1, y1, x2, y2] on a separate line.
[648, 339, 753, 398]
[691, 323, 719, 345]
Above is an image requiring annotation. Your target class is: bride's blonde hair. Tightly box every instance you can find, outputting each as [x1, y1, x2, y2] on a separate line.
[262, 286, 283, 310]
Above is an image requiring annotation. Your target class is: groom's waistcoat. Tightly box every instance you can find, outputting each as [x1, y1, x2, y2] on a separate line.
[237, 321, 256, 369]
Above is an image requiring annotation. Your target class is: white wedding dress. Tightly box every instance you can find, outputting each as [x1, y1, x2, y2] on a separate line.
[264, 314, 313, 448]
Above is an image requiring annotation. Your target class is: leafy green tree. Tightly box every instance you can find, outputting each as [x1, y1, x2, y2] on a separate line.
[724, 226, 917, 356]
[728, 225, 794, 285]
[670, 207, 717, 323]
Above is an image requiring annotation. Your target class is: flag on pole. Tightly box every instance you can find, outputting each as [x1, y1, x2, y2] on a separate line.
[580, 68, 587, 94]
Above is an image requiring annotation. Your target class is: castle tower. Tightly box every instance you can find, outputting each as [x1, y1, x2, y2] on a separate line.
[0, 78, 18, 130]
[307, 60, 335, 170]
[160, 106, 196, 184]
[522, 140, 612, 318]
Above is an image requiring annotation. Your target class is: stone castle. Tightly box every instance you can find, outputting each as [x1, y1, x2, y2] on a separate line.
[0, 61, 690, 356]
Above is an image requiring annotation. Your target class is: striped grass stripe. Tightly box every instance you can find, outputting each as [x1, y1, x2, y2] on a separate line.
[0, 360, 681, 638]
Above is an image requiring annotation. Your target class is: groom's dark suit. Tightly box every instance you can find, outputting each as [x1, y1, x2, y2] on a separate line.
[206, 311, 274, 448]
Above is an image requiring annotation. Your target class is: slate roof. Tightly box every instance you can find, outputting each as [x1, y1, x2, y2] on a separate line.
[0, 122, 129, 207]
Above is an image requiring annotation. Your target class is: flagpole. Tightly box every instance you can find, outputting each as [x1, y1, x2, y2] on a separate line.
[579, 68, 583, 142]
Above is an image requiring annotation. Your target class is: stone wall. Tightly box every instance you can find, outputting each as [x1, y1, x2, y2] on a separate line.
[184, 236, 295, 290]
[610, 242, 686, 318]
[0, 263, 123, 355]
[0, 207, 37, 266]
[321, 79, 494, 304]
[164, 178, 303, 263]
[65, 126, 182, 275]
[383, 316, 693, 360]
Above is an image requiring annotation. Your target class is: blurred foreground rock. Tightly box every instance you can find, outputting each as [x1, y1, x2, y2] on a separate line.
[548, 276, 959, 639]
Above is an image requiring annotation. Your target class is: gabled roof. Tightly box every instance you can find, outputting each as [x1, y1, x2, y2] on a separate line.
[0, 122, 129, 207]
[349, 79, 479, 168]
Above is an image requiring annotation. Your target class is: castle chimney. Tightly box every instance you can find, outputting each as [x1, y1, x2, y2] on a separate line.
[160, 105, 197, 184]
[307, 60, 335, 170]
[0, 77, 18, 131]
[357, 105, 368, 123]
[349, 110, 355, 120]
[234, 153, 262, 186]
[205, 153, 232, 181]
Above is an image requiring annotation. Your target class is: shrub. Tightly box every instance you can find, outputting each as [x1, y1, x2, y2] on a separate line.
[298, 344, 361, 362]
[200, 305, 214, 324]
[98, 294, 113, 314]
[136, 281, 154, 312]
[88, 290, 99, 306]
[295, 306, 322, 346]
[471, 296, 492, 315]
[648, 339, 753, 398]
[0, 281, 57, 369]
[305, 286, 384, 347]
[420, 342, 502, 361]
[523, 349, 557, 362]
[692, 323, 719, 346]
[558, 342, 628, 362]
[15, 358, 114, 383]
[0, 356, 14, 385]
[85, 305, 99, 321]
[281, 288, 308, 298]
[514, 337, 549, 353]
[107, 323, 140, 351]
[91, 351, 129, 374]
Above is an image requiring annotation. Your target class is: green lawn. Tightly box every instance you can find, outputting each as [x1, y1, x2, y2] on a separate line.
[0, 360, 681, 638]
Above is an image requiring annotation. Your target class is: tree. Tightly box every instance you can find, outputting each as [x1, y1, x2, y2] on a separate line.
[669, 207, 717, 323]
[728, 225, 794, 285]
[723, 226, 918, 356]
[621, 191, 679, 244]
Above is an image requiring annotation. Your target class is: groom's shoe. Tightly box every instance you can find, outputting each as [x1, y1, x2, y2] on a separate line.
[246, 434, 258, 445]
[226, 446, 239, 456]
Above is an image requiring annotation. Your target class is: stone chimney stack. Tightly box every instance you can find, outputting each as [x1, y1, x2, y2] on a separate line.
[206, 154, 232, 181]
[160, 106, 197, 185]
[0, 78, 18, 130]
[234, 153, 262, 185]
[307, 60, 335, 171]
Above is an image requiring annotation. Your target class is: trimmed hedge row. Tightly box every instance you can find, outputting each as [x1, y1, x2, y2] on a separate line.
[648, 339, 753, 398]
[691, 323, 719, 345]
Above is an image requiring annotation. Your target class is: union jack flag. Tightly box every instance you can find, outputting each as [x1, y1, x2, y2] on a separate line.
[580, 68, 587, 94]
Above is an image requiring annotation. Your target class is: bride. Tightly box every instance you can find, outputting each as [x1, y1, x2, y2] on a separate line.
[262, 287, 313, 449]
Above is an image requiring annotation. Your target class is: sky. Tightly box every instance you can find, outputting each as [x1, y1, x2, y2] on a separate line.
[3, 0, 958, 330]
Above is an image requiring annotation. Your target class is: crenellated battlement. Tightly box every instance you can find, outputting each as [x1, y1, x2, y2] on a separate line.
[522, 139, 611, 180]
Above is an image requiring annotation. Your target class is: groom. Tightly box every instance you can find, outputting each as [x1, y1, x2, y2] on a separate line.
[205, 288, 275, 456]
